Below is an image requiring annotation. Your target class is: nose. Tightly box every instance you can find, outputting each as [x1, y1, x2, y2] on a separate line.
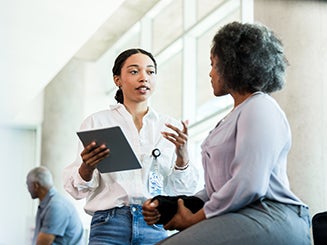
[139, 70, 149, 82]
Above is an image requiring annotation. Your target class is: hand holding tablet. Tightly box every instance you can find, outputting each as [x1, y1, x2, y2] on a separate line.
[77, 126, 142, 173]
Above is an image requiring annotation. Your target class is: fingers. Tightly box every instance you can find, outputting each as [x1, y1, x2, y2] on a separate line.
[143, 211, 161, 225]
[81, 141, 109, 169]
[181, 120, 189, 135]
[142, 199, 158, 211]
[164, 199, 186, 231]
[162, 121, 189, 146]
[142, 199, 161, 225]
[163, 217, 175, 230]
[177, 198, 185, 208]
[162, 132, 187, 146]
[165, 121, 189, 136]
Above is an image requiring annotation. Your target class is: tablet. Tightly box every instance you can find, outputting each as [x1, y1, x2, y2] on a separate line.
[77, 126, 142, 173]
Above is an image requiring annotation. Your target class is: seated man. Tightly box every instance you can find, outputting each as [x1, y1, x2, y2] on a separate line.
[26, 166, 84, 245]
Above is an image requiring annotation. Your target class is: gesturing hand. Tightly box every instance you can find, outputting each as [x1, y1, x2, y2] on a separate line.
[162, 120, 189, 166]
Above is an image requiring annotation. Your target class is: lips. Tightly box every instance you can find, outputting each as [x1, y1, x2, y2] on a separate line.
[136, 85, 150, 92]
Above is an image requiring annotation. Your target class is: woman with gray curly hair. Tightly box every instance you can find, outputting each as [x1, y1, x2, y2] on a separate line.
[143, 22, 311, 244]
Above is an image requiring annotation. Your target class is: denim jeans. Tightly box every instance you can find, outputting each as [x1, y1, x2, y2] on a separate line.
[89, 205, 168, 245]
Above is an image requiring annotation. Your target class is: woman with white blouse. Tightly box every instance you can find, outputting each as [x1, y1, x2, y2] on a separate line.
[63, 48, 198, 245]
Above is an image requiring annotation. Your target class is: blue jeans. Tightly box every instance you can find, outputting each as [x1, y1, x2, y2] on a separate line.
[89, 205, 168, 245]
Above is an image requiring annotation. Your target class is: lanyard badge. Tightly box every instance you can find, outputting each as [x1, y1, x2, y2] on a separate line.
[149, 148, 163, 195]
[152, 148, 161, 158]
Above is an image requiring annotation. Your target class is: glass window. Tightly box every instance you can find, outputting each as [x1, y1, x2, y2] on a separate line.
[195, 8, 240, 121]
[152, 0, 183, 54]
[104, 0, 251, 185]
[151, 52, 182, 119]
[196, 0, 225, 20]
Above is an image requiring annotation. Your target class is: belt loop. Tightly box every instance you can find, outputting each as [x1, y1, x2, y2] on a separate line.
[110, 206, 116, 216]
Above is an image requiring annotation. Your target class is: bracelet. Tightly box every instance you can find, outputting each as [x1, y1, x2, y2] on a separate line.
[174, 161, 189, 170]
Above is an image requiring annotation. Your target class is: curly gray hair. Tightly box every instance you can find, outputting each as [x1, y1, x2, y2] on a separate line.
[211, 21, 288, 94]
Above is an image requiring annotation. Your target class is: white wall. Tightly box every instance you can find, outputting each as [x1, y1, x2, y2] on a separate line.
[1, 1, 124, 244]
[0, 0, 124, 125]
[0, 127, 39, 244]
[254, 0, 327, 218]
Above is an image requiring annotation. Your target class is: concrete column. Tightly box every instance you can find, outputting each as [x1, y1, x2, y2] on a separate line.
[254, 0, 327, 216]
[41, 58, 85, 194]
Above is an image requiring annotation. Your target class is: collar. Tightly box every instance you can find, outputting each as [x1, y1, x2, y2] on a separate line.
[39, 187, 56, 209]
[110, 103, 159, 121]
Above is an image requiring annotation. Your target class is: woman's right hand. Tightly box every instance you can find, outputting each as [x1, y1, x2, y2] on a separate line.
[78, 141, 110, 181]
[162, 120, 189, 168]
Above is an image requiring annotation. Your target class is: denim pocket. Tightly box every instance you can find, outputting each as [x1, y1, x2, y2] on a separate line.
[91, 210, 112, 228]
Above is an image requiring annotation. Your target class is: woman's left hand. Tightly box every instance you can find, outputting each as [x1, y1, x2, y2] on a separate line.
[162, 120, 189, 167]
[164, 199, 199, 231]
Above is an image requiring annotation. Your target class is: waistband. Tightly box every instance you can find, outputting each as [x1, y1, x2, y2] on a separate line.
[284, 203, 309, 218]
[253, 198, 310, 218]
[94, 204, 143, 216]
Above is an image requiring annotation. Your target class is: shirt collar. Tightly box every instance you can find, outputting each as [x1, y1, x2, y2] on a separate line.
[110, 103, 159, 121]
[39, 187, 56, 209]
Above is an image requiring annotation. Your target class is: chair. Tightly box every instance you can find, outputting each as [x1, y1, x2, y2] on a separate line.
[312, 211, 327, 245]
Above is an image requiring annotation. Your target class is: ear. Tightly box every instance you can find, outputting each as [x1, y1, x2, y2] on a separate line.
[33, 182, 40, 189]
[113, 75, 121, 87]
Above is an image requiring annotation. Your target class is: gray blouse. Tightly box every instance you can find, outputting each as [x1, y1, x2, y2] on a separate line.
[196, 92, 306, 219]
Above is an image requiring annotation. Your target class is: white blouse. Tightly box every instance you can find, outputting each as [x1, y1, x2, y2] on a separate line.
[63, 104, 198, 215]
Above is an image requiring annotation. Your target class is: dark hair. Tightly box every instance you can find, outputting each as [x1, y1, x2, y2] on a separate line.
[211, 22, 288, 94]
[112, 48, 157, 104]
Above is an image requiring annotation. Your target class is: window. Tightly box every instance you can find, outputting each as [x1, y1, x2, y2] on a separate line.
[104, 0, 253, 189]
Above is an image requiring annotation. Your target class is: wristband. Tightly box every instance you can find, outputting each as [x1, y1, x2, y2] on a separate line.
[174, 161, 189, 170]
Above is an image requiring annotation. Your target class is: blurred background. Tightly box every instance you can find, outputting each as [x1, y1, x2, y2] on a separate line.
[1, 0, 326, 244]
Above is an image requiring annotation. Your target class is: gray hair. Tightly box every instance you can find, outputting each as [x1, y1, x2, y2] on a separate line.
[27, 166, 53, 189]
[211, 21, 288, 94]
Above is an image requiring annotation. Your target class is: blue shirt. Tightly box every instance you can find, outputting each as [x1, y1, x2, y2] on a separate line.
[33, 187, 84, 245]
[196, 92, 307, 218]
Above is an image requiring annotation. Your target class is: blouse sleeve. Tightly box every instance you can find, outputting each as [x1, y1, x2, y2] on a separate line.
[165, 164, 199, 195]
[63, 117, 100, 200]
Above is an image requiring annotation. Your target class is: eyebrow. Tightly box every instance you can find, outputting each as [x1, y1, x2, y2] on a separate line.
[126, 64, 155, 69]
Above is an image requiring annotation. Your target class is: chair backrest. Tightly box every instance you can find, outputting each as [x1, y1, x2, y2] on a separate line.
[312, 211, 327, 245]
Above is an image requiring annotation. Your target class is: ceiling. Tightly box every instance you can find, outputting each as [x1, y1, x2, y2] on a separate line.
[1, 0, 160, 126]
[75, 0, 160, 61]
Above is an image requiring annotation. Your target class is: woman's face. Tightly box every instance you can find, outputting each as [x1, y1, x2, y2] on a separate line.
[209, 54, 228, 97]
[114, 53, 156, 104]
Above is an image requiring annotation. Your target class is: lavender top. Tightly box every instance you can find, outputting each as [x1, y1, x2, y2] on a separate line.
[195, 92, 306, 218]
